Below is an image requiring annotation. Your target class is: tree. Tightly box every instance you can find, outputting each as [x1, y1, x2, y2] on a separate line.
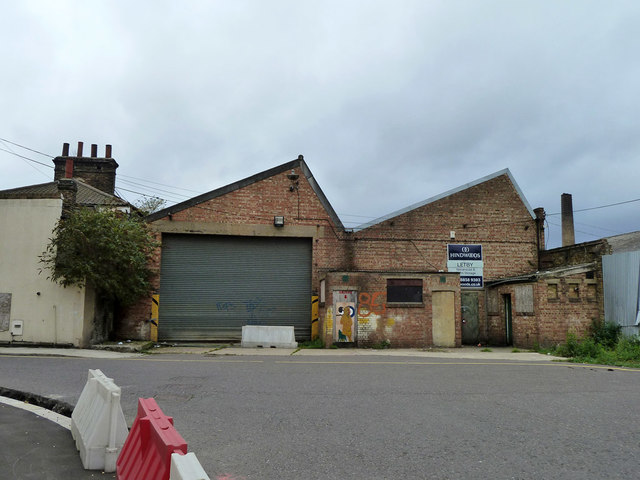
[40, 208, 158, 306]
[134, 196, 167, 216]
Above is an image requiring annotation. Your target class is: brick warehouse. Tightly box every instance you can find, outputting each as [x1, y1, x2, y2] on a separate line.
[117, 156, 603, 348]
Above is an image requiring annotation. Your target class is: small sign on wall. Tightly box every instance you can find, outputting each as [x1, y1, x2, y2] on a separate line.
[447, 244, 483, 288]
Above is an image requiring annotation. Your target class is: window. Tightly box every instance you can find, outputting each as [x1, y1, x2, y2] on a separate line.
[515, 284, 534, 314]
[586, 282, 597, 301]
[568, 282, 580, 301]
[546, 283, 558, 300]
[387, 279, 423, 303]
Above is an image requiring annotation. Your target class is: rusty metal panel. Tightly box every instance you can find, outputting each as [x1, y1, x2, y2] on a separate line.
[603, 251, 640, 336]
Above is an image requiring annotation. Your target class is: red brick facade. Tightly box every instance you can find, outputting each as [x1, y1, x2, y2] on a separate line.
[118, 159, 601, 349]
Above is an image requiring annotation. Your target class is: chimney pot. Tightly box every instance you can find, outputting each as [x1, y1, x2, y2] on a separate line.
[65, 158, 74, 178]
[77, 141, 84, 157]
[105, 144, 112, 158]
[62, 143, 70, 156]
[91, 144, 98, 157]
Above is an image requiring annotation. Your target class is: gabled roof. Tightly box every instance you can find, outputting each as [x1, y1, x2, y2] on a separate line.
[146, 157, 344, 229]
[0, 179, 129, 207]
[354, 168, 535, 231]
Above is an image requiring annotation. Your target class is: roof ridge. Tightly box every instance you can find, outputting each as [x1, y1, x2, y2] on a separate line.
[353, 168, 534, 231]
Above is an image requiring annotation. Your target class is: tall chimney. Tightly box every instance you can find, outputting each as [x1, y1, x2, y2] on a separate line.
[77, 141, 84, 157]
[91, 144, 98, 157]
[561, 193, 575, 247]
[534, 207, 546, 252]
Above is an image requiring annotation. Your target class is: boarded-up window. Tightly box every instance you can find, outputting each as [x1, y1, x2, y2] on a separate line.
[387, 279, 423, 303]
[586, 283, 597, 301]
[547, 283, 558, 300]
[0, 293, 11, 332]
[515, 284, 534, 314]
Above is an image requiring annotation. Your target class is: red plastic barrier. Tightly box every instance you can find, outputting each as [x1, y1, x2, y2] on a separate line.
[116, 398, 188, 480]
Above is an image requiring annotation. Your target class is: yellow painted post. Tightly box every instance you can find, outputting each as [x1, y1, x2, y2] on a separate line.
[311, 295, 319, 340]
[150, 294, 159, 342]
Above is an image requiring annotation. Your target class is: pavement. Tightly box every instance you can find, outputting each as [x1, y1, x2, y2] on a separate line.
[0, 344, 561, 479]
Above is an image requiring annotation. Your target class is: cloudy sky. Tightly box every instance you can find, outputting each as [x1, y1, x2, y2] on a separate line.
[1, 1, 639, 248]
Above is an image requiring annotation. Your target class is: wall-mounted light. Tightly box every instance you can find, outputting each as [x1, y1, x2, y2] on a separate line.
[274, 216, 285, 227]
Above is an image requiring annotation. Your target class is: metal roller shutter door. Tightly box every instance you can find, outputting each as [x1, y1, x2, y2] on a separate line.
[158, 234, 312, 341]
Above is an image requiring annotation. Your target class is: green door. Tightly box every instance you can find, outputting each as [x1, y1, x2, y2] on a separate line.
[461, 292, 479, 345]
[504, 294, 513, 345]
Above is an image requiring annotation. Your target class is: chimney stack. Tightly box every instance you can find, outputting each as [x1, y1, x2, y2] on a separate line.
[53, 141, 119, 195]
[561, 193, 575, 247]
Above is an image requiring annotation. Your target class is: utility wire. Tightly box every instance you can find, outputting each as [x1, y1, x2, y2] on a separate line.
[547, 197, 640, 215]
[0, 137, 54, 157]
[0, 146, 54, 169]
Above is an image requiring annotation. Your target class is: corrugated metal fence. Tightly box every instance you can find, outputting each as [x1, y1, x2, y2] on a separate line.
[603, 251, 640, 336]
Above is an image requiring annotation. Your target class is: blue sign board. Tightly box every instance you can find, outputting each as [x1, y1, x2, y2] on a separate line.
[447, 244, 483, 288]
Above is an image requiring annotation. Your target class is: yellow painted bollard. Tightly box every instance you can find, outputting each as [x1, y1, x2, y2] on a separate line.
[150, 294, 159, 342]
[311, 296, 319, 340]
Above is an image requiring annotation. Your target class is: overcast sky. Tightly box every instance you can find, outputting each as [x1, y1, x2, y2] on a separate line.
[1, 1, 639, 248]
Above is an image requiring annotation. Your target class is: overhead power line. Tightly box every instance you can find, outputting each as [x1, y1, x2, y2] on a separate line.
[0, 146, 54, 168]
[547, 197, 640, 215]
[0, 137, 54, 157]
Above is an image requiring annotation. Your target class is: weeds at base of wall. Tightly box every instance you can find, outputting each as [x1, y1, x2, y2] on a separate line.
[481, 348, 493, 352]
[370, 339, 391, 350]
[538, 320, 640, 368]
[299, 338, 325, 349]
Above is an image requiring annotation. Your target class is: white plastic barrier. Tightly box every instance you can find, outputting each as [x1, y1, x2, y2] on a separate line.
[241, 325, 298, 348]
[70, 369, 128, 472]
[170, 452, 211, 480]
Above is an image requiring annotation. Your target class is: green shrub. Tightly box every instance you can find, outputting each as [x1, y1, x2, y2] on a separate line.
[590, 319, 622, 349]
[614, 336, 640, 361]
[299, 338, 325, 349]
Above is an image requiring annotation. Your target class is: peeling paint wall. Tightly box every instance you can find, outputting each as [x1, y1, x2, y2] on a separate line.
[321, 271, 461, 348]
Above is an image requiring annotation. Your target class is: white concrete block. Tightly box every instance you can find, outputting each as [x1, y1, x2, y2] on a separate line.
[241, 325, 298, 348]
[170, 452, 211, 480]
[70, 369, 128, 472]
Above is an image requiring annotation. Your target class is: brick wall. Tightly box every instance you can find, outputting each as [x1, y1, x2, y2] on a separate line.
[351, 175, 539, 279]
[117, 165, 344, 339]
[118, 166, 541, 347]
[322, 271, 461, 348]
[487, 271, 600, 348]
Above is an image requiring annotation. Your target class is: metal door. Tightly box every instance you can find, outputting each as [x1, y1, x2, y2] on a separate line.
[159, 234, 312, 341]
[333, 290, 357, 343]
[461, 292, 479, 345]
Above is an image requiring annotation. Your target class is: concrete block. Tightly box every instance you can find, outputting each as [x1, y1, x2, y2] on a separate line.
[170, 452, 211, 480]
[241, 325, 298, 348]
[71, 369, 128, 472]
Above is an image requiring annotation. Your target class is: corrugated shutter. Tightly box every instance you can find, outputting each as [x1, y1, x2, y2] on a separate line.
[159, 234, 311, 341]
[603, 251, 640, 336]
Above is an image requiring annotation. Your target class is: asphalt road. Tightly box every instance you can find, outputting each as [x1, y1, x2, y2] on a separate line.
[1, 353, 639, 479]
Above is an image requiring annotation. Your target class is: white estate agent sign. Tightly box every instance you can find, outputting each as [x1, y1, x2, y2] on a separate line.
[447, 244, 483, 288]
